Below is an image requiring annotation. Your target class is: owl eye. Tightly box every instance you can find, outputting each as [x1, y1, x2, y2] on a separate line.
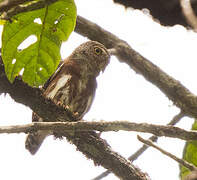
[94, 47, 102, 55]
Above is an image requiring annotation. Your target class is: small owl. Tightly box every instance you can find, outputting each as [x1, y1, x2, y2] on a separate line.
[25, 41, 110, 155]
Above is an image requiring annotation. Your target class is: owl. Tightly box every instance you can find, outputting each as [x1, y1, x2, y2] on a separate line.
[25, 41, 110, 155]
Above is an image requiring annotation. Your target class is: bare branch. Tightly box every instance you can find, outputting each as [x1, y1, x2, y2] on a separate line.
[137, 135, 197, 172]
[127, 111, 185, 159]
[1, 0, 58, 20]
[1, 120, 197, 141]
[0, 0, 31, 12]
[180, 0, 197, 31]
[93, 112, 185, 180]
[75, 16, 197, 119]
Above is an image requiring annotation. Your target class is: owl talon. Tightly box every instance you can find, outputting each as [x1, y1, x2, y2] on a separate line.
[57, 101, 63, 106]
[57, 102, 71, 112]
[65, 105, 70, 109]
[74, 112, 79, 116]
[97, 132, 102, 137]
[57, 101, 68, 109]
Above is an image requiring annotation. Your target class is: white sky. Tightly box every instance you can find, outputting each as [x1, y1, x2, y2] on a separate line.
[0, 0, 197, 179]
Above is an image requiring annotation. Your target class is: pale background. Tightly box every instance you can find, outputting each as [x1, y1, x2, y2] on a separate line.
[0, 0, 197, 179]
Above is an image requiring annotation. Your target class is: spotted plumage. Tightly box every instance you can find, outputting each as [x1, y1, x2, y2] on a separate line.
[25, 41, 110, 154]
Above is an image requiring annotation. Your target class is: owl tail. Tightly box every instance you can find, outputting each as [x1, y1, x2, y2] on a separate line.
[25, 130, 50, 155]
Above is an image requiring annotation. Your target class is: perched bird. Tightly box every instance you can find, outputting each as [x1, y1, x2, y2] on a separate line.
[25, 41, 110, 155]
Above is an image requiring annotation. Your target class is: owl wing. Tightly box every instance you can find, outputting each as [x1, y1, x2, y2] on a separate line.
[27, 62, 74, 154]
[39, 59, 97, 119]
[32, 61, 72, 122]
[44, 73, 72, 100]
[43, 60, 64, 90]
[43, 59, 76, 98]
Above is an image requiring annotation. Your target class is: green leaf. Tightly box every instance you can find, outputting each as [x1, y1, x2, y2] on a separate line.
[1, 0, 76, 87]
[180, 120, 197, 179]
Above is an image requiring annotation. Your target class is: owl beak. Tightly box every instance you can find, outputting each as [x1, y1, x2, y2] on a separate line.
[101, 68, 106, 73]
[107, 48, 116, 56]
[101, 60, 109, 73]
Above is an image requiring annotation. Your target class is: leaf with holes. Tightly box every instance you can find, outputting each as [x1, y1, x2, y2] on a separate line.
[180, 120, 197, 179]
[2, 0, 76, 87]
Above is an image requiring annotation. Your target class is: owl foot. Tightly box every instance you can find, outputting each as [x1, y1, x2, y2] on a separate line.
[56, 100, 63, 106]
[73, 111, 79, 116]
[56, 101, 69, 110]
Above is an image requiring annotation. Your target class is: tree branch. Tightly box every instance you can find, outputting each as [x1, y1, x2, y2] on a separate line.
[137, 135, 197, 172]
[93, 111, 185, 180]
[1, 0, 58, 20]
[0, 0, 31, 12]
[75, 16, 197, 119]
[0, 120, 197, 141]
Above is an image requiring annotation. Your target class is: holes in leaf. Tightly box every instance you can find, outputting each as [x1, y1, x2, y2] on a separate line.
[54, 14, 65, 25]
[17, 35, 37, 51]
[12, 59, 16, 64]
[19, 68, 24, 75]
[34, 18, 42, 24]
[39, 67, 43, 71]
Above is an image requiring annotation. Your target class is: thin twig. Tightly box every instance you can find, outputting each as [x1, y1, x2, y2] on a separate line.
[168, 111, 186, 126]
[127, 111, 185, 161]
[137, 135, 197, 171]
[92, 111, 185, 180]
[180, 0, 197, 31]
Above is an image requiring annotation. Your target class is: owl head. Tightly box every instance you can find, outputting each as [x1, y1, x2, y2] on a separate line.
[70, 41, 110, 76]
